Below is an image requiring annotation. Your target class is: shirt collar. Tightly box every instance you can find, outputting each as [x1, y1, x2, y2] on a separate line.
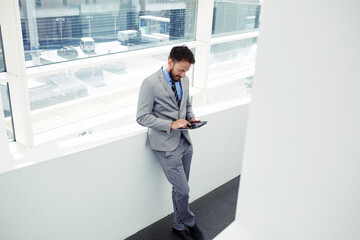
[162, 66, 173, 85]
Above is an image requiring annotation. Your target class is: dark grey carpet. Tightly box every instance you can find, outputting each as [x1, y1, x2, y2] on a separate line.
[125, 175, 240, 240]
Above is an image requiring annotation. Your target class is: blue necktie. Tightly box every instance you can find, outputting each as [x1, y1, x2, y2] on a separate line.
[171, 81, 180, 107]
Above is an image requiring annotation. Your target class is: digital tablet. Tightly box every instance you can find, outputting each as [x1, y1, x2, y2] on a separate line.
[181, 121, 208, 130]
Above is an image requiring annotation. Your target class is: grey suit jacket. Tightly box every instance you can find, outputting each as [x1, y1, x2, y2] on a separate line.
[136, 68, 195, 151]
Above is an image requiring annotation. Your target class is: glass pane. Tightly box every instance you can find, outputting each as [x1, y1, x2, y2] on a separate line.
[0, 83, 15, 142]
[206, 37, 257, 104]
[209, 37, 257, 82]
[212, 0, 261, 37]
[0, 26, 5, 72]
[29, 49, 192, 134]
[19, 0, 197, 67]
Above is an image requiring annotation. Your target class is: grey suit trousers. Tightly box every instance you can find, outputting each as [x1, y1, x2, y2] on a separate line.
[153, 136, 195, 230]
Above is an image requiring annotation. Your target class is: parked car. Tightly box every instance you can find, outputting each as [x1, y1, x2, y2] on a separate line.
[117, 30, 140, 45]
[80, 37, 95, 53]
[57, 46, 78, 59]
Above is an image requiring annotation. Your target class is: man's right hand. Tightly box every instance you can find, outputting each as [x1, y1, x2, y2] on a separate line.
[171, 119, 191, 129]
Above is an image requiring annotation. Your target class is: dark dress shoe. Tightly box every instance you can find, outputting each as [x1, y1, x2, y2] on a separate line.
[187, 223, 205, 240]
[172, 228, 194, 240]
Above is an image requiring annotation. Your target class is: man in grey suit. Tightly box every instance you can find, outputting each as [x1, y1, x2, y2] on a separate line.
[136, 46, 205, 240]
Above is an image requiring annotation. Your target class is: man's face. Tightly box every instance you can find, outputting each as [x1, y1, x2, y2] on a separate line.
[168, 59, 191, 82]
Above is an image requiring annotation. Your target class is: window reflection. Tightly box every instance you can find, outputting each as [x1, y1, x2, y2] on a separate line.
[29, 72, 89, 110]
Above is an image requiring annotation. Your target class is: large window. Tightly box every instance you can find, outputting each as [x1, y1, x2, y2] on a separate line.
[0, 0, 262, 147]
[19, 0, 197, 67]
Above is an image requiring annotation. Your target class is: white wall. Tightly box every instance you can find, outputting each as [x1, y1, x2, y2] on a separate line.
[216, 0, 360, 240]
[0, 103, 249, 240]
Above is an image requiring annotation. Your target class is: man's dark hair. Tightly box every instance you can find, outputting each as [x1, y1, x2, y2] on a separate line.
[169, 45, 195, 64]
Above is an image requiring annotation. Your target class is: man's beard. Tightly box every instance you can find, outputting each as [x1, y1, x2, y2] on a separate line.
[169, 67, 181, 82]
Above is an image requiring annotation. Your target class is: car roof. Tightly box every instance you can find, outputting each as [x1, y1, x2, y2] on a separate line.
[80, 37, 95, 42]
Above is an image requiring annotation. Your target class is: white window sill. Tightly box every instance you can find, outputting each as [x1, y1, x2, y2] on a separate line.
[1, 97, 251, 175]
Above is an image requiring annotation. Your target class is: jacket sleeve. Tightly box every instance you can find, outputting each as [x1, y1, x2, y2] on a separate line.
[136, 78, 172, 134]
[185, 81, 195, 121]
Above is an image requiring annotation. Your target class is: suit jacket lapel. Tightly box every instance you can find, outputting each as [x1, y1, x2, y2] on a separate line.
[158, 68, 179, 108]
[179, 79, 187, 109]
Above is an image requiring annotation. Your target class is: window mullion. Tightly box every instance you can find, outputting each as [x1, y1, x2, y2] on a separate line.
[192, 0, 214, 107]
[0, 0, 34, 148]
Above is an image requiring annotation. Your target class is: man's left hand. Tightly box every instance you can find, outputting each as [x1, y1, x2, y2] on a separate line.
[189, 118, 201, 123]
